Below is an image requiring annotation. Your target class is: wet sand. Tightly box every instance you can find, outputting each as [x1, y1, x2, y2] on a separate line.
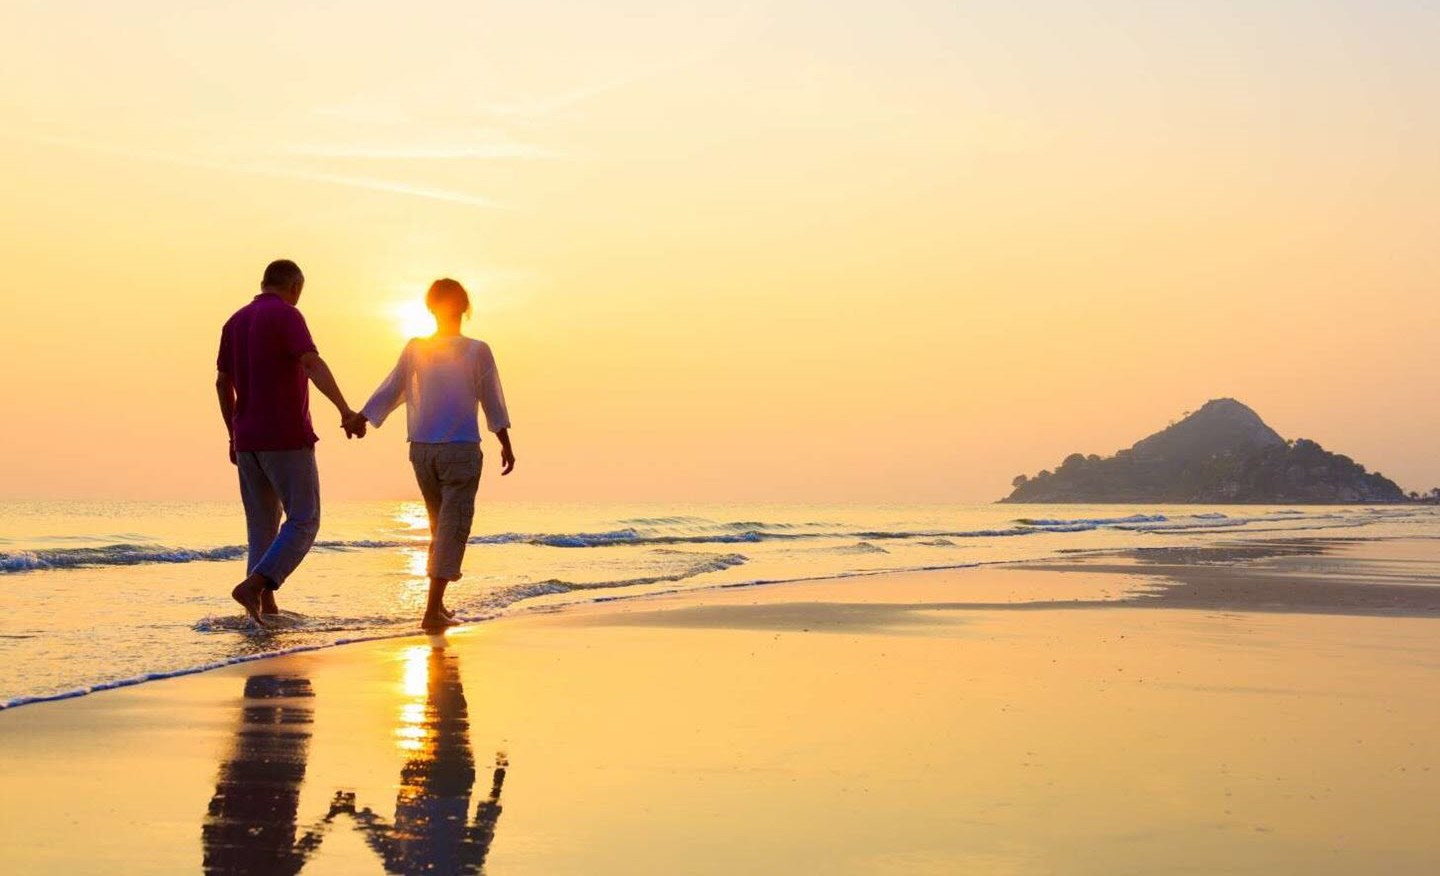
[2, 540, 1440, 873]
[1014, 537, 1440, 616]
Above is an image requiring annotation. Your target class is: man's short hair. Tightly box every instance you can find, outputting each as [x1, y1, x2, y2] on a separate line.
[262, 259, 303, 289]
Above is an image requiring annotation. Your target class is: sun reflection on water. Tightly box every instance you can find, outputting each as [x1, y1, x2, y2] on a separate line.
[395, 504, 433, 598]
[394, 502, 430, 532]
[402, 548, 430, 581]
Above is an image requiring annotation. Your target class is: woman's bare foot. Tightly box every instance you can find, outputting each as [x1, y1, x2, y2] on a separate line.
[420, 612, 461, 631]
[422, 576, 458, 627]
[260, 589, 280, 615]
[231, 575, 270, 628]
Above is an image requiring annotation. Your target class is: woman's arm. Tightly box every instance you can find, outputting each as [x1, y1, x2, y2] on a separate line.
[475, 343, 514, 474]
[360, 342, 413, 428]
[474, 343, 511, 434]
[494, 428, 515, 475]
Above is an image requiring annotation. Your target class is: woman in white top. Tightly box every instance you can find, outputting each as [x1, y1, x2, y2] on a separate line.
[357, 279, 515, 630]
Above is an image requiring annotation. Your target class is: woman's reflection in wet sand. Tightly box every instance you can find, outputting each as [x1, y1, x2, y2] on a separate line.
[329, 644, 507, 874]
[202, 674, 326, 875]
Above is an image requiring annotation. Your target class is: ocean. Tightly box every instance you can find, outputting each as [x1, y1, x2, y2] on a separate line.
[2, 500, 1437, 708]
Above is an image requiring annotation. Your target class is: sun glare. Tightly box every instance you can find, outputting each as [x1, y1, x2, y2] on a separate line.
[391, 299, 435, 339]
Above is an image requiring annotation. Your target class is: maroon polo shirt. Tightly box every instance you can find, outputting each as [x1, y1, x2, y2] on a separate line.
[217, 293, 320, 451]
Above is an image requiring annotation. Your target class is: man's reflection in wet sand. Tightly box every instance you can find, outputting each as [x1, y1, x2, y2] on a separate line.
[329, 644, 507, 874]
[202, 674, 325, 875]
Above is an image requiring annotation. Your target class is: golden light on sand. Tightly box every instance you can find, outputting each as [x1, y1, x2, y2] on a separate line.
[394, 724, 427, 753]
[396, 647, 434, 752]
[400, 645, 431, 697]
[390, 299, 435, 339]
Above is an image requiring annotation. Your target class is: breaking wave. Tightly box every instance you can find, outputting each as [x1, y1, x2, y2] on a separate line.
[2, 508, 1426, 574]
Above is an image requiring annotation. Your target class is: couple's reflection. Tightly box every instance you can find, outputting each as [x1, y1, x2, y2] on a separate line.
[202, 674, 323, 874]
[202, 645, 506, 875]
[330, 644, 507, 874]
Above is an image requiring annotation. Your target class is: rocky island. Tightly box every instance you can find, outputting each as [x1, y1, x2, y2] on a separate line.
[1002, 398, 1406, 504]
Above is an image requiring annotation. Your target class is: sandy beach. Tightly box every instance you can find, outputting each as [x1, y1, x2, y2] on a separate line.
[3, 539, 1440, 874]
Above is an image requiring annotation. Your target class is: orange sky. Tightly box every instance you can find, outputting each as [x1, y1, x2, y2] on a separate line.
[1, 1, 1437, 502]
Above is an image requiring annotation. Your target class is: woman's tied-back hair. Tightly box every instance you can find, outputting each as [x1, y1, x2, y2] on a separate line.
[426, 278, 472, 318]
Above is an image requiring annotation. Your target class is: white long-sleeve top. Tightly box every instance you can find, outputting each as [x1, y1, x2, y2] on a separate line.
[361, 336, 510, 443]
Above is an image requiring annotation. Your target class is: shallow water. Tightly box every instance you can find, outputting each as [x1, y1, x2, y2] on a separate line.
[1, 500, 1437, 706]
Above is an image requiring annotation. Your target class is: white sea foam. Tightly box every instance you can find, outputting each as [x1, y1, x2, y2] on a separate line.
[1016, 514, 1169, 526]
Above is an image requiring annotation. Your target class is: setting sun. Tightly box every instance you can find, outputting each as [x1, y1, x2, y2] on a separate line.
[391, 299, 436, 339]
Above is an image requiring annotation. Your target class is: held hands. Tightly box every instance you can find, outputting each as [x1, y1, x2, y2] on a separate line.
[335, 407, 512, 475]
[342, 410, 368, 440]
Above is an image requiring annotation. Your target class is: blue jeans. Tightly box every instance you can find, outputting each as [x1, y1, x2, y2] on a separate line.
[237, 448, 320, 589]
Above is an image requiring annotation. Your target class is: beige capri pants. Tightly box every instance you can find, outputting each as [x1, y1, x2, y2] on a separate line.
[408, 441, 482, 581]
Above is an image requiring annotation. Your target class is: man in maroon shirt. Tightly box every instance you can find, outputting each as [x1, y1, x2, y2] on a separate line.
[216, 260, 364, 626]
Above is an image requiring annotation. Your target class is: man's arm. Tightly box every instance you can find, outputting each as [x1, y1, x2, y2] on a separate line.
[299, 352, 363, 438]
[215, 371, 237, 464]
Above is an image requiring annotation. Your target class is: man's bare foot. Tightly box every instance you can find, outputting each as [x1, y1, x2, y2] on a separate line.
[421, 612, 461, 632]
[231, 575, 270, 628]
[260, 589, 280, 615]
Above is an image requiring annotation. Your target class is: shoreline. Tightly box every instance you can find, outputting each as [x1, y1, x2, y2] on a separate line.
[0, 561, 986, 712]
[7, 535, 1439, 712]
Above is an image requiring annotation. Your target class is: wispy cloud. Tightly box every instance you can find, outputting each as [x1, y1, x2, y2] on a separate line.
[265, 165, 504, 208]
[472, 60, 693, 119]
[282, 141, 563, 161]
[3, 131, 505, 208]
[5, 55, 703, 208]
[314, 57, 696, 129]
